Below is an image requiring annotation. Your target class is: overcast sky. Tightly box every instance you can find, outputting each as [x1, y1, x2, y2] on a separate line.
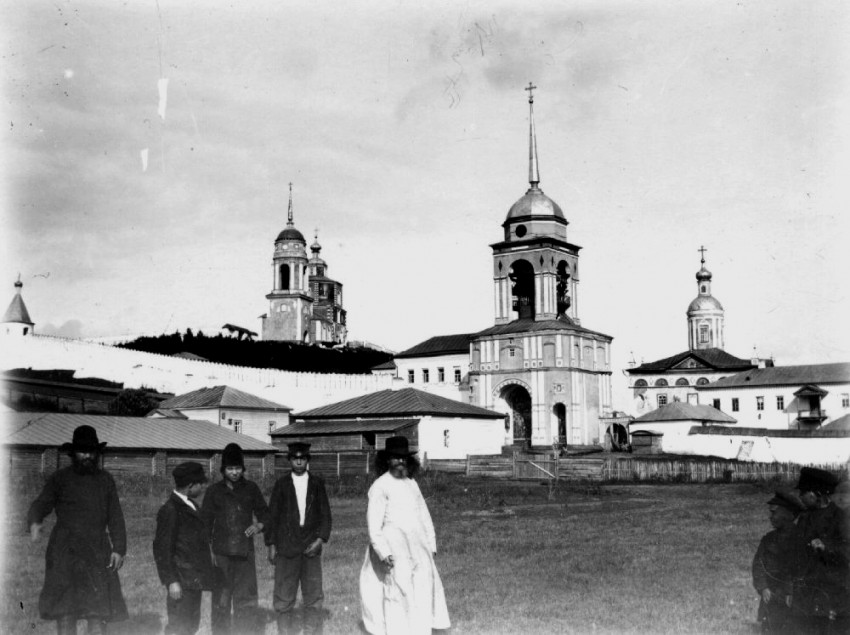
[3, 0, 849, 409]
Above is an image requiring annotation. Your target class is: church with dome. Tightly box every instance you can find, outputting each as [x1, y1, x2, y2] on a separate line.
[625, 249, 758, 414]
[390, 85, 615, 449]
[260, 185, 347, 345]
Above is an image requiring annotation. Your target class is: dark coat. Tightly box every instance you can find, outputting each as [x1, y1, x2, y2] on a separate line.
[27, 465, 128, 621]
[265, 473, 332, 557]
[752, 525, 808, 631]
[200, 477, 270, 557]
[153, 493, 216, 590]
[794, 503, 850, 617]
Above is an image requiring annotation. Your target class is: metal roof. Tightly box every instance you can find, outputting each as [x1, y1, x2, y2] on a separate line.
[2, 289, 33, 324]
[159, 385, 291, 411]
[632, 402, 737, 424]
[371, 360, 397, 371]
[702, 362, 850, 390]
[2, 413, 277, 451]
[629, 348, 754, 373]
[822, 414, 850, 431]
[395, 333, 473, 358]
[271, 418, 417, 436]
[296, 387, 504, 419]
[473, 317, 612, 341]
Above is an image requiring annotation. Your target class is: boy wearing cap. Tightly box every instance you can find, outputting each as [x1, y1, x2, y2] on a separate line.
[265, 442, 332, 635]
[201, 443, 270, 634]
[792, 467, 849, 632]
[752, 491, 807, 633]
[153, 462, 216, 635]
[28, 425, 128, 634]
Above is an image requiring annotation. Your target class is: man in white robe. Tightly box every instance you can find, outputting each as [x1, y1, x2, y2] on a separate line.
[359, 436, 450, 635]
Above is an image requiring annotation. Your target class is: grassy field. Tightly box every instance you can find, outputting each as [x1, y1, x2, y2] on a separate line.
[2, 471, 785, 634]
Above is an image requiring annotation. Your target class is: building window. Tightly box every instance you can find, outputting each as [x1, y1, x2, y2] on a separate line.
[655, 379, 668, 387]
[438, 367, 445, 383]
[454, 368, 461, 383]
[675, 378, 690, 386]
[699, 325, 709, 343]
[756, 396, 764, 411]
[233, 420, 242, 434]
[657, 394, 668, 407]
[407, 370, 415, 383]
[696, 377, 709, 386]
[712, 398, 721, 410]
[842, 393, 850, 408]
[268, 421, 276, 434]
[509, 348, 515, 357]
[634, 379, 648, 388]
[776, 396, 784, 410]
[443, 430, 450, 448]
[422, 369, 429, 383]
[732, 398, 739, 412]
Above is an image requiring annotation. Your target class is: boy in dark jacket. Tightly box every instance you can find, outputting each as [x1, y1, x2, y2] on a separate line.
[153, 462, 216, 635]
[266, 442, 332, 634]
[201, 443, 270, 634]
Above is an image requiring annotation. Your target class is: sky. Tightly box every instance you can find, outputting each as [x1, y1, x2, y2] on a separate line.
[2, 0, 849, 410]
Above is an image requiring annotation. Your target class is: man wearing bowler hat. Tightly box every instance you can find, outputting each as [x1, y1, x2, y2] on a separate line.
[266, 442, 332, 634]
[792, 467, 849, 633]
[359, 436, 450, 635]
[28, 424, 129, 634]
[153, 462, 216, 635]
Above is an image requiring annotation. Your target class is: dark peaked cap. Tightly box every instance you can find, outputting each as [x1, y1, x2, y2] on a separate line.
[767, 490, 804, 515]
[797, 467, 840, 495]
[173, 461, 208, 488]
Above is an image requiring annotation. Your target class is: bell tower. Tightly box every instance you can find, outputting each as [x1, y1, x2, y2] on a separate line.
[261, 183, 314, 342]
[491, 84, 582, 325]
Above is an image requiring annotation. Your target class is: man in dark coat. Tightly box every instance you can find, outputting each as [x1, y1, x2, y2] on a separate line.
[153, 462, 217, 635]
[201, 443, 270, 634]
[752, 490, 807, 633]
[265, 442, 332, 634]
[27, 425, 128, 634]
[792, 467, 849, 634]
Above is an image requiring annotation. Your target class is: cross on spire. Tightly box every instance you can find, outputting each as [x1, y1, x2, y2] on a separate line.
[525, 82, 537, 103]
[287, 182, 294, 227]
[526, 82, 540, 186]
[698, 245, 707, 264]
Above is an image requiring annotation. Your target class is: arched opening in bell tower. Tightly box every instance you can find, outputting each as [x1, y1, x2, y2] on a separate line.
[553, 402, 567, 446]
[556, 261, 571, 318]
[279, 264, 291, 290]
[500, 384, 532, 447]
[509, 259, 535, 320]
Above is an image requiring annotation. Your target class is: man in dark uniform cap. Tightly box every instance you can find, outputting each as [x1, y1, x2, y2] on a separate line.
[793, 467, 849, 633]
[28, 425, 128, 634]
[265, 442, 332, 634]
[752, 490, 807, 633]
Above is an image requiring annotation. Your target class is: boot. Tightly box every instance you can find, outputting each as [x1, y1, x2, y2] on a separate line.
[276, 611, 296, 635]
[86, 619, 107, 635]
[56, 616, 77, 635]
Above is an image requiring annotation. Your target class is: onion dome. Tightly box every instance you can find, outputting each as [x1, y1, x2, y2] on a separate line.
[696, 265, 712, 282]
[688, 295, 724, 312]
[507, 186, 565, 221]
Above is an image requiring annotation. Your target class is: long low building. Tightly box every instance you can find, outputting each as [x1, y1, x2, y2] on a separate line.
[2, 413, 278, 478]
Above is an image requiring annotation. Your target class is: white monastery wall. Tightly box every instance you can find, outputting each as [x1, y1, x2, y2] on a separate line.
[418, 415, 505, 460]
[1, 335, 393, 412]
[662, 432, 850, 465]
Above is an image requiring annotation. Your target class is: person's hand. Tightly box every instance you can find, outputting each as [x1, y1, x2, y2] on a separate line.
[303, 538, 323, 557]
[108, 552, 124, 572]
[761, 588, 773, 604]
[383, 555, 394, 570]
[168, 582, 182, 601]
[211, 553, 218, 568]
[30, 523, 42, 542]
[245, 522, 263, 537]
[267, 545, 276, 565]
[785, 594, 793, 608]
[809, 538, 825, 552]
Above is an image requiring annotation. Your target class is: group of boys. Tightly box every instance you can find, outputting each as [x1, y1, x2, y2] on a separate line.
[752, 467, 850, 634]
[28, 425, 330, 635]
[152, 440, 331, 635]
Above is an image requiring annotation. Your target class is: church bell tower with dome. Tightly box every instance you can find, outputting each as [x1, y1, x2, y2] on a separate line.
[687, 247, 725, 351]
[261, 184, 314, 343]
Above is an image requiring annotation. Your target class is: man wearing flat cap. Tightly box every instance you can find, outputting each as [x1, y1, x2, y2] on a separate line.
[266, 442, 332, 634]
[28, 425, 128, 634]
[359, 436, 450, 635]
[153, 461, 216, 635]
[792, 467, 849, 632]
[752, 490, 806, 633]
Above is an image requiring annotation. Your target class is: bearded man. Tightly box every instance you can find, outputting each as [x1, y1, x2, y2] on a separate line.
[359, 436, 450, 635]
[28, 425, 128, 634]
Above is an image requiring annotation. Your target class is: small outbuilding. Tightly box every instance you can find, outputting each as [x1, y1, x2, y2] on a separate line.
[2, 413, 278, 478]
[629, 401, 736, 454]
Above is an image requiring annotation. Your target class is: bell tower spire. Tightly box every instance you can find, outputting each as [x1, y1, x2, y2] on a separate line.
[525, 82, 540, 188]
[286, 182, 294, 227]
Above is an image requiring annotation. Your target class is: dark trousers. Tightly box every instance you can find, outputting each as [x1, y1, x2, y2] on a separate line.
[211, 554, 259, 635]
[165, 588, 202, 635]
[273, 553, 324, 634]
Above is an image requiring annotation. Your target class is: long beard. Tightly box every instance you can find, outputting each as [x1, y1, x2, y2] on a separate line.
[390, 463, 408, 479]
[71, 455, 99, 474]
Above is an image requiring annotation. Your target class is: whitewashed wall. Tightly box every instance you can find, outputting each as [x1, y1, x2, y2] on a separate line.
[1, 334, 393, 412]
[662, 432, 850, 464]
[418, 415, 504, 459]
[394, 353, 469, 400]
[177, 407, 290, 443]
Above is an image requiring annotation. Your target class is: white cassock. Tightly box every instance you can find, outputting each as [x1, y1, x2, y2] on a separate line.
[359, 472, 451, 635]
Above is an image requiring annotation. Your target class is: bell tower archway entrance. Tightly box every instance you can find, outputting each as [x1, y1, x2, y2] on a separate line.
[497, 382, 532, 447]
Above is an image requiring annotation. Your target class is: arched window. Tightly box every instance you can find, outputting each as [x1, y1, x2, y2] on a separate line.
[696, 377, 709, 386]
[655, 378, 669, 387]
[675, 378, 690, 386]
[556, 261, 571, 316]
[634, 379, 648, 388]
[279, 264, 290, 290]
[509, 259, 535, 319]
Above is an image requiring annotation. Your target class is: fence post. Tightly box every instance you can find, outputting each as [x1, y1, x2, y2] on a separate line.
[465, 454, 471, 477]
[512, 452, 517, 479]
[337, 453, 341, 478]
